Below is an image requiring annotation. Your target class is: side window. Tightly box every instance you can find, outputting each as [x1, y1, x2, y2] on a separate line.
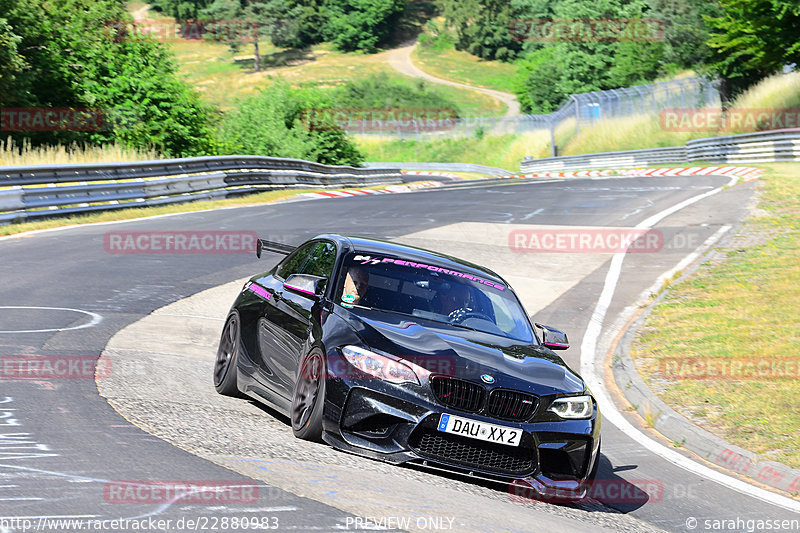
[276, 241, 336, 280]
[302, 242, 337, 279]
[276, 243, 316, 280]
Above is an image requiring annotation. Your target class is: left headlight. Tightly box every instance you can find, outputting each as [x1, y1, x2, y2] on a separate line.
[341, 345, 428, 385]
[547, 395, 594, 419]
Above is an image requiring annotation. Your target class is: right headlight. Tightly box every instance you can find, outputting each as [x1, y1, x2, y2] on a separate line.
[340, 345, 429, 385]
[547, 395, 593, 419]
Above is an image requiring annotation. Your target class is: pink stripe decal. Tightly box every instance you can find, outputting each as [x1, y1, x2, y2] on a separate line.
[246, 282, 271, 301]
[284, 284, 315, 295]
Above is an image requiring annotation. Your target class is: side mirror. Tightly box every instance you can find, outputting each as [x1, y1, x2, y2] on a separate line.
[535, 323, 569, 350]
[284, 274, 327, 298]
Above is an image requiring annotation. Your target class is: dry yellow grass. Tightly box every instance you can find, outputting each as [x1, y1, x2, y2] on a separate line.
[560, 114, 703, 155]
[0, 137, 160, 166]
[729, 71, 800, 114]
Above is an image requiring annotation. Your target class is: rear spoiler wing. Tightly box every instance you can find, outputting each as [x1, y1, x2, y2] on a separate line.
[256, 239, 296, 258]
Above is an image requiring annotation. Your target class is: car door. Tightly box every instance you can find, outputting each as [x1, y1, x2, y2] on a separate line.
[258, 240, 336, 399]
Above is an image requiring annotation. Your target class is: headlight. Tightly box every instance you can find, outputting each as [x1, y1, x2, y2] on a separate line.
[341, 345, 428, 385]
[548, 395, 593, 419]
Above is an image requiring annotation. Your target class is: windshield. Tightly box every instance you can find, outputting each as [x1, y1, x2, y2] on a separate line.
[336, 252, 535, 343]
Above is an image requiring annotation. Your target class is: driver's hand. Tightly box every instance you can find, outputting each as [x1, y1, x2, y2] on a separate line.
[448, 307, 473, 321]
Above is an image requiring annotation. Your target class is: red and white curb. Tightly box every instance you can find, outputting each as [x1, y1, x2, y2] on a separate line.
[300, 181, 443, 199]
[298, 166, 764, 200]
[401, 170, 463, 180]
[503, 166, 764, 180]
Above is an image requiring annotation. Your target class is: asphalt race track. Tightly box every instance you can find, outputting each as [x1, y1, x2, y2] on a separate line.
[1, 175, 798, 532]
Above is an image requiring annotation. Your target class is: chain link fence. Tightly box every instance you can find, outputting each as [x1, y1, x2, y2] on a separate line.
[345, 77, 721, 153]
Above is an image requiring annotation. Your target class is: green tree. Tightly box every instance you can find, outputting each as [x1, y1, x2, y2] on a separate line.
[705, 0, 800, 95]
[437, 0, 523, 61]
[85, 37, 218, 156]
[0, 0, 216, 155]
[512, 0, 669, 111]
[322, 0, 406, 52]
[0, 17, 26, 103]
[151, 0, 216, 19]
[647, 0, 720, 71]
[513, 47, 566, 113]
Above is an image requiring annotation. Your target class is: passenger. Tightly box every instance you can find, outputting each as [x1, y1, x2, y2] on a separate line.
[342, 266, 370, 305]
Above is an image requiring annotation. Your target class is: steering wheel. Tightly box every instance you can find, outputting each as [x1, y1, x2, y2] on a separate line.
[448, 307, 493, 324]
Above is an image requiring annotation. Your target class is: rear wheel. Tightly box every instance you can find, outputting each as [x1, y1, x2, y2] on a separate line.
[291, 351, 326, 441]
[214, 313, 243, 397]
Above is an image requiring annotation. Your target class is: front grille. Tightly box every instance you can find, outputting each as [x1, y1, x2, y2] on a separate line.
[409, 428, 535, 476]
[486, 389, 538, 421]
[430, 377, 484, 413]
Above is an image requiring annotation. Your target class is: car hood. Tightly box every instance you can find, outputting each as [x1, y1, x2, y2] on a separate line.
[335, 308, 585, 396]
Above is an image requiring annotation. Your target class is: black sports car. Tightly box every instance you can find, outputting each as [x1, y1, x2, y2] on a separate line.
[214, 234, 601, 500]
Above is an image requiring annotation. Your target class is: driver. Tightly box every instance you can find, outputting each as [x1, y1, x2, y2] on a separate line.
[436, 283, 471, 316]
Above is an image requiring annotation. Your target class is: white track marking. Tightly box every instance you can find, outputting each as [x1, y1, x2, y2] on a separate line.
[0, 306, 102, 333]
[580, 176, 800, 513]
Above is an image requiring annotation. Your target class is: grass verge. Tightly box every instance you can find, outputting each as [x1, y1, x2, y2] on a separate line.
[356, 129, 557, 171]
[412, 39, 518, 95]
[630, 162, 800, 469]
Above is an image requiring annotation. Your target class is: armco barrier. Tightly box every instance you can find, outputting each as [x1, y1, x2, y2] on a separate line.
[362, 161, 513, 176]
[521, 128, 800, 172]
[0, 156, 403, 224]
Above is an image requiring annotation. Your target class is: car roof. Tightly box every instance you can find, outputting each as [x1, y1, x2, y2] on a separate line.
[312, 233, 507, 285]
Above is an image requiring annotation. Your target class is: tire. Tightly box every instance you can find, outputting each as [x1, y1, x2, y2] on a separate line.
[214, 312, 243, 397]
[290, 350, 326, 441]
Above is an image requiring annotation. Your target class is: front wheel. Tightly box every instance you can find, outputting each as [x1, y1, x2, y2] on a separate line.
[214, 313, 243, 397]
[291, 351, 326, 441]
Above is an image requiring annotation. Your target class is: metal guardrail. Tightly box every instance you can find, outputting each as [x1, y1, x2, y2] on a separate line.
[362, 161, 513, 176]
[0, 155, 404, 224]
[685, 128, 800, 163]
[521, 129, 800, 172]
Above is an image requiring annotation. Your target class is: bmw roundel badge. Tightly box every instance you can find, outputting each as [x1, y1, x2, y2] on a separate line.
[481, 374, 495, 384]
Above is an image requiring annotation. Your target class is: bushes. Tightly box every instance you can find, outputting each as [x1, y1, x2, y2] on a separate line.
[219, 81, 364, 166]
[331, 72, 460, 114]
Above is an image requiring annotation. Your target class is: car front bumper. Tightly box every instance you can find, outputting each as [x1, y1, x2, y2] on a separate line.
[321, 369, 600, 500]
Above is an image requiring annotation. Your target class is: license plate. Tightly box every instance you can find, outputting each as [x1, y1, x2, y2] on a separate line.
[437, 413, 521, 447]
